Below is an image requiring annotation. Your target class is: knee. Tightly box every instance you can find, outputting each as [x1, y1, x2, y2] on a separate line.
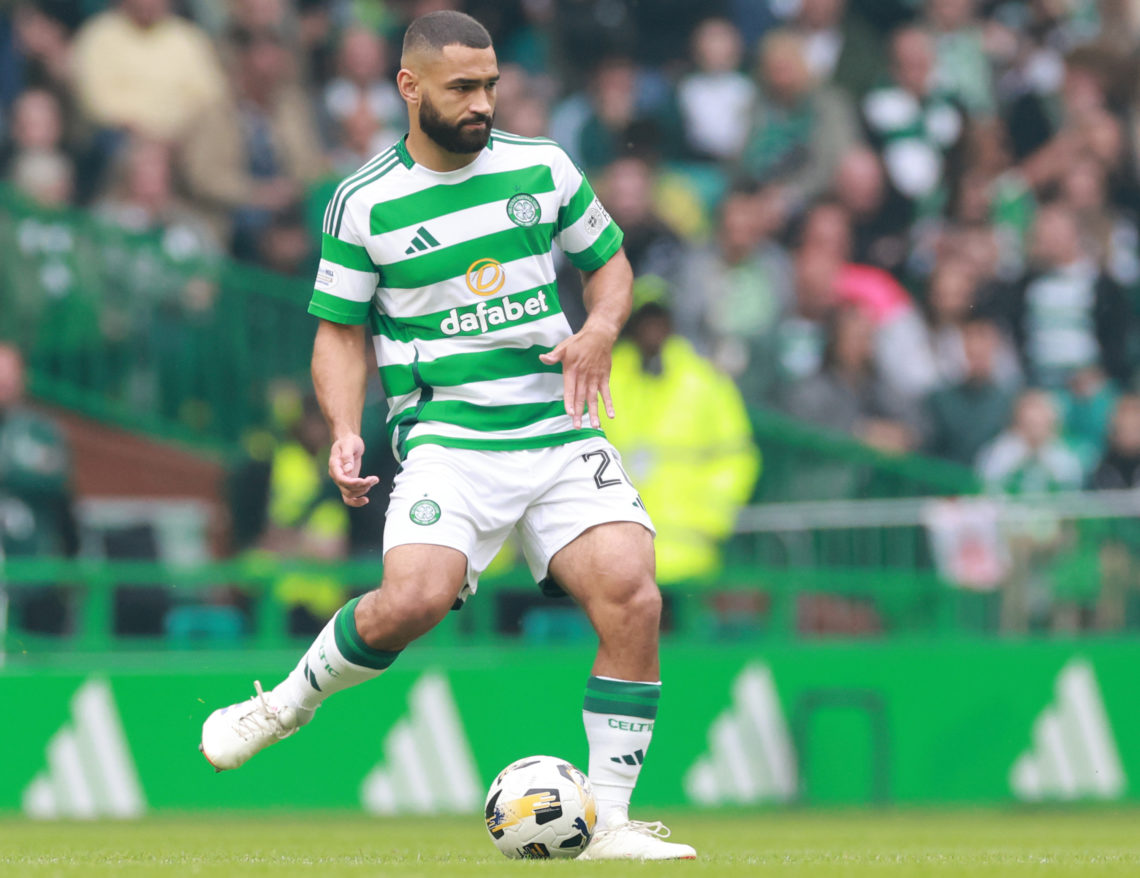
[356, 576, 456, 646]
[603, 569, 662, 626]
[629, 578, 663, 626]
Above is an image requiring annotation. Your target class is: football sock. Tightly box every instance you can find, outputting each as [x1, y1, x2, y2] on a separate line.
[582, 675, 661, 829]
[273, 596, 401, 712]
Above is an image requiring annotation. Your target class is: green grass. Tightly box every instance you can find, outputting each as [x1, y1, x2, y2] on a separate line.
[4, 810, 1140, 876]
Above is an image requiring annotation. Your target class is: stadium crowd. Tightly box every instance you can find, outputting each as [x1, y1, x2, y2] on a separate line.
[5, 0, 1140, 498]
[5, 0, 1140, 592]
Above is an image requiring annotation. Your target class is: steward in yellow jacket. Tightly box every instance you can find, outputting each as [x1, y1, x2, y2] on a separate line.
[604, 303, 761, 584]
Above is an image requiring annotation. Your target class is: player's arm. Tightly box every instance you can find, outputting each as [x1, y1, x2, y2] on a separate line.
[312, 320, 379, 507]
[540, 249, 633, 429]
[308, 201, 382, 507]
[545, 146, 632, 429]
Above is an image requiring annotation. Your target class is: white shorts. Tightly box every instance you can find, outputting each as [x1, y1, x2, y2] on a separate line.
[383, 437, 655, 599]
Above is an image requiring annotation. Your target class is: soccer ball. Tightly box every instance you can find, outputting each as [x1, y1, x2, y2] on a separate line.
[484, 755, 596, 859]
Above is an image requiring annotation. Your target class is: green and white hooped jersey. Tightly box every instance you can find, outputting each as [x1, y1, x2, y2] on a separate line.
[309, 130, 624, 460]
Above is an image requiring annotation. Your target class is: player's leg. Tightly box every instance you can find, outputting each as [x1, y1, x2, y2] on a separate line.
[273, 543, 467, 708]
[519, 439, 694, 859]
[549, 522, 694, 859]
[200, 444, 517, 772]
[200, 545, 466, 771]
[547, 522, 662, 822]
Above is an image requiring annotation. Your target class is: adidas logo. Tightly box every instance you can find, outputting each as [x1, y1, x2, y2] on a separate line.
[404, 225, 440, 255]
[360, 672, 482, 814]
[684, 662, 797, 805]
[610, 749, 644, 766]
[1010, 658, 1125, 801]
[22, 678, 147, 819]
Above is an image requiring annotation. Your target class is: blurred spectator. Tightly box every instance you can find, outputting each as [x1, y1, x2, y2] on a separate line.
[801, 200, 940, 404]
[72, 0, 227, 141]
[783, 303, 922, 453]
[597, 156, 685, 305]
[917, 257, 1021, 389]
[1087, 393, 1140, 629]
[1058, 154, 1140, 288]
[8, 4, 75, 99]
[550, 54, 680, 170]
[1, 87, 65, 174]
[1056, 365, 1119, 474]
[0, 343, 77, 633]
[674, 183, 793, 406]
[1005, 202, 1131, 389]
[258, 207, 313, 276]
[0, 342, 76, 556]
[676, 18, 755, 162]
[792, 0, 885, 100]
[927, 0, 996, 116]
[3, 87, 74, 207]
[739, 29, 860, 224]
[1091, 394, 1140, 490]
[770, 243, 841, 393]
[924, 317, 1017, 465]
[976, 388, 1083, 491]
[495, 91, 549, 140]
[9, 148, 73, 207]
[604, 302, 760, 584]
[1017, 46, 1133, 197]
[321, 27, 402, 160]
[492, 63, 551, 139]
[862, 26, 965, 214]
[95, 137, 221, 261]
[261, 393, 348, 634]
[832, 146, 911, 272]
[180, 28, 324, 260]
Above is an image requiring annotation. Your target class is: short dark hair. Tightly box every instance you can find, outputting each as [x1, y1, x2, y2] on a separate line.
[402, 10, 492, 59]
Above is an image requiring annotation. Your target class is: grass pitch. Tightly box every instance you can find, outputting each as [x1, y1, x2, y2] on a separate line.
[4, 810, 1140, 877]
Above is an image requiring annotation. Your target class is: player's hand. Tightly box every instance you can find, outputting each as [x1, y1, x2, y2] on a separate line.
[329, 433, 379, 507]
[539, 327, 616, 429]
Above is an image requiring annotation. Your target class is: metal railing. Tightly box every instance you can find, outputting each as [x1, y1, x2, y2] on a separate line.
[5, 488, 1140, 659]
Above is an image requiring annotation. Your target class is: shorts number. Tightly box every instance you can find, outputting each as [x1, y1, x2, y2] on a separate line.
[582, 449, 622, 489]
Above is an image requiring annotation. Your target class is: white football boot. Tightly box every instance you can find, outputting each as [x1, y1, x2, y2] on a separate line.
[199, 681, 313, 771]
[577, 819, 697, 861]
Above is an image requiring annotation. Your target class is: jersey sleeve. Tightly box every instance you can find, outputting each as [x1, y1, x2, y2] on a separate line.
[550, 148, 624, 271]
[307, 206, 379, 325]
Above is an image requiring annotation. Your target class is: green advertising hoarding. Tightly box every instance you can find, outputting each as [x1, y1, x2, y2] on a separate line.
[2, 640, 1137, 817]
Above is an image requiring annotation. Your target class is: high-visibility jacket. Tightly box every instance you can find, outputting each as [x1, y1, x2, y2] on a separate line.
[604, 336, 761, 584]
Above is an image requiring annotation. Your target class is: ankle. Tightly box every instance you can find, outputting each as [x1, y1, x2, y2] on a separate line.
[595, 798, 629, 830]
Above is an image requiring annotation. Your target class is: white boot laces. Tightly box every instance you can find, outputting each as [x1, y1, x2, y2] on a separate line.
[233, 681, 291, 742]
[626, 820, 671, 839]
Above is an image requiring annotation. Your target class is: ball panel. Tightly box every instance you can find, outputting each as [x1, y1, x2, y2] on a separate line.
[484, 755, 597, 860]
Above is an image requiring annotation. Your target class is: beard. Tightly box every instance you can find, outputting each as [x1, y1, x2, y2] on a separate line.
[419, 92, 493, 154]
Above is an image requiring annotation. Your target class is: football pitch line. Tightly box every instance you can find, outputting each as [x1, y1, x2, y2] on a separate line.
[3, 810, 1140, 876]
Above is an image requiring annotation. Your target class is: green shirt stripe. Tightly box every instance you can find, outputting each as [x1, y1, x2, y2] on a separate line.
[557, 177, 596, 233]
[401, 428, 604, 457]
[330, 154, 401, 237]
[380, 223, 555, 289]
[369, 166, 556, 236]
[320, 233, 377, 272]
[491, 131, 559, 148]
[324, 148, 397, 234]
[565, 222, 623, 271]
[309, 290, 371, 324]
[379, 345, 559, 396]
